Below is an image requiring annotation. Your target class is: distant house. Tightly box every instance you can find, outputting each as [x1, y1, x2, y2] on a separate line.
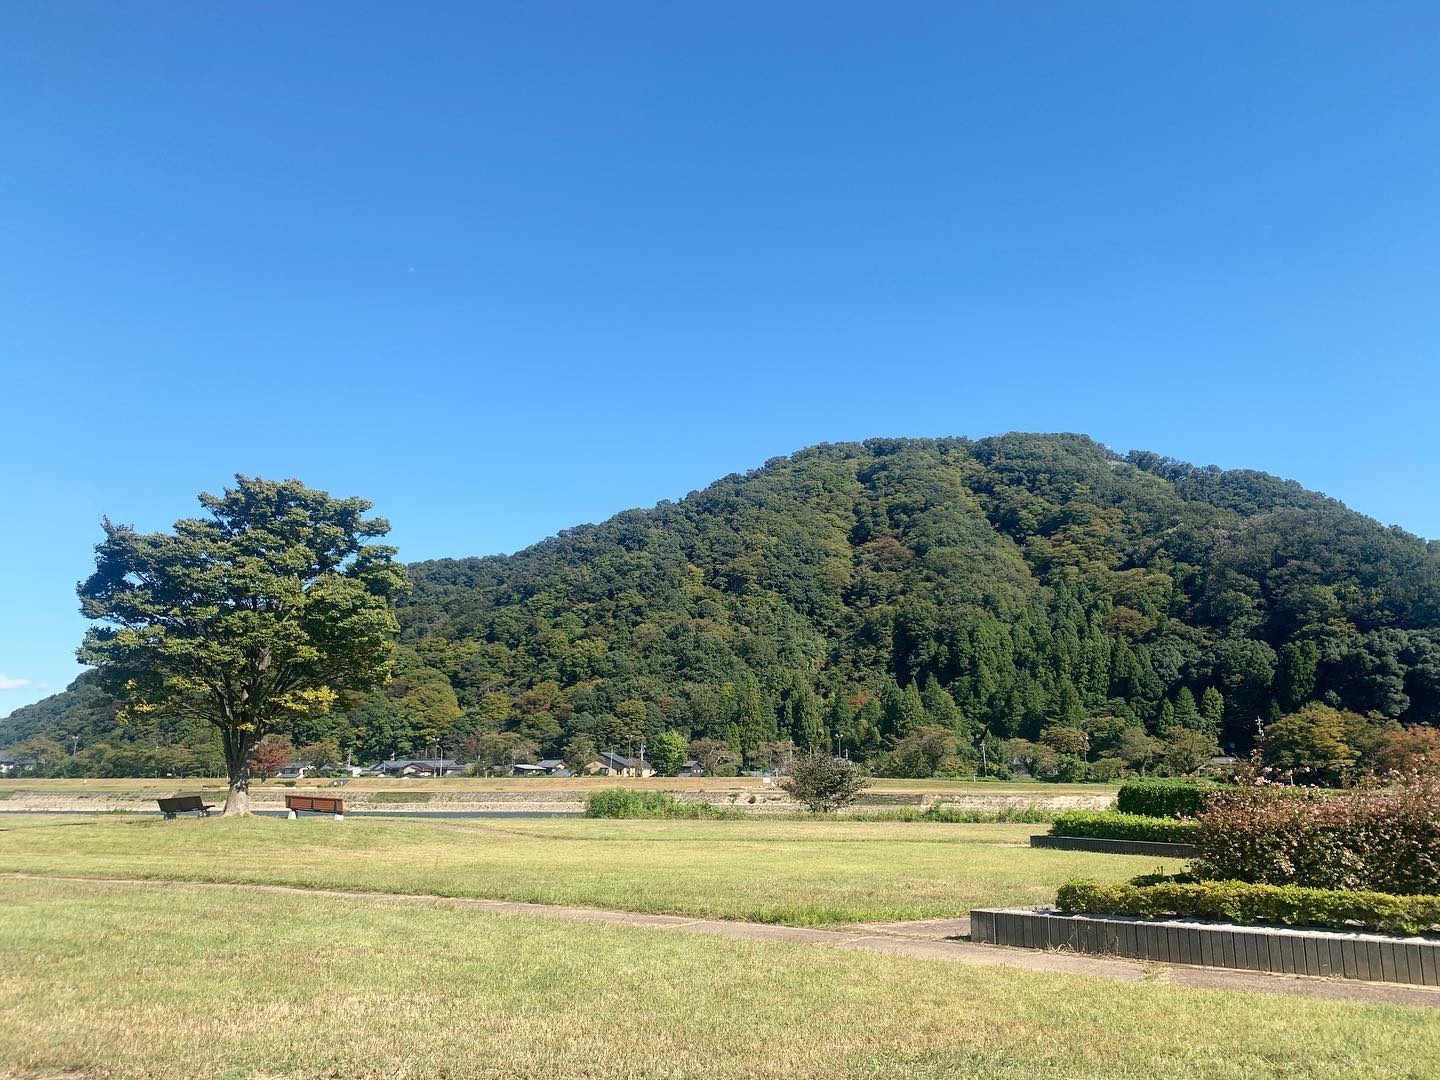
[365, 758, 465, 778]
[276, 762, 313, 780]
[510, 759, 572, 777]
[595, 751, 654, 778]
[0, 758, 20, 777]
[678, 759, 703, 778]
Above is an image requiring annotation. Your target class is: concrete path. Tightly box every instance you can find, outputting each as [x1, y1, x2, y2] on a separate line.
[7, 872, 1440, 1010]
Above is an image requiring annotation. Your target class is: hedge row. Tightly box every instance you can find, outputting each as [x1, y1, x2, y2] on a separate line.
[1195, 781, 1440, 896]
[1115, 779, 1234, 818]
[1048, 811, 1201, 844]
[1056, 876, 1440, 936]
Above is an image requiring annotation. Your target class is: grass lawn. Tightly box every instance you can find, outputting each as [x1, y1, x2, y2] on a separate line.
[0, 815, 1177, 925]
[0, 877, 1435, 1079]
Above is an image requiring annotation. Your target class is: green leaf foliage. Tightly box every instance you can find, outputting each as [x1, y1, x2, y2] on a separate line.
[583, 788, 739, 819]
[9, 435, 1440, 776]
[1194, 780, 1440, 896]
[1056, 876, 1440, 937]
[1115, 779, 1234, 818]
[1048, 811, 1201, 844]
[71, 477, 406, 793]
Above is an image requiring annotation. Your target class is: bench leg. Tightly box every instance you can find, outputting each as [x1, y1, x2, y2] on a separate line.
[163, 812, 175, 820]
[334, 813, 344, 821]
[287, 809, 297, 819]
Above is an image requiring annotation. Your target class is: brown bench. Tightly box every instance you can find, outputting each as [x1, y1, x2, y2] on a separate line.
[157, 795, 216, 819]
[285, 793, 345, 819]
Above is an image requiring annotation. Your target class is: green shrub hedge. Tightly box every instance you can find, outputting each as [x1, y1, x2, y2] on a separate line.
[851, 803, 1054, 824]
[584, 788, 739, 819]
[1115, 779, 1231, 818]
[1195, 780, 1440, 896]
[1048, 811, 1201, 844]
[1056, 876, 1440, 936]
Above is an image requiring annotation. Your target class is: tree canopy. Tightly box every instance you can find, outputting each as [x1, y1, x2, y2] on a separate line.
[10, 436, 1440, 785]
[72, 476, 406, 812]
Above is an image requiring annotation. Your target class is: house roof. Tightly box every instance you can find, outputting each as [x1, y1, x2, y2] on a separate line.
[368, 758, 462, 771]
[536, 759, 565, 770]
[597, 751, 647, 768]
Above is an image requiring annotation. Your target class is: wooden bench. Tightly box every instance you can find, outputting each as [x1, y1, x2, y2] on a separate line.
[157, 795, 216, 819]
[285, 793, 345, 820]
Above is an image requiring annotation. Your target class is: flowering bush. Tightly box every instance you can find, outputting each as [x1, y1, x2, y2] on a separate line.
[1193, 777, 1440, 896]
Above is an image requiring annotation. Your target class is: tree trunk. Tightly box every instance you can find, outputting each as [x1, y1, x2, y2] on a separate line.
[222, 774, 251, 817]
[220, 728, 257, 817]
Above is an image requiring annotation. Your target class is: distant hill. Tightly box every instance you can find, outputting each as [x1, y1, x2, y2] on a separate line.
[7, 433, 1439, 773]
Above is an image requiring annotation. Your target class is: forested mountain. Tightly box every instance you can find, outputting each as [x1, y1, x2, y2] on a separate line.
[7, 434, 1440, 779]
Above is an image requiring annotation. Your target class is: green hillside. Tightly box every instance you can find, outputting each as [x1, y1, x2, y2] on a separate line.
[7, 433, 1440, 777]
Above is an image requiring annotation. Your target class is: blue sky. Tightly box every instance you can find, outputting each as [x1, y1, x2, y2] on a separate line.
[3, 3, 1438, 717]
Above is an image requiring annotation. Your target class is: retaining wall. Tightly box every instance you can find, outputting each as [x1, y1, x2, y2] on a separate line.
[970, 907, 1440, 986]
[1029, 834, 1197, 858]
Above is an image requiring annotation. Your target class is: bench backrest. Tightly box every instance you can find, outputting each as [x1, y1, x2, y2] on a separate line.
[157, 796, 206, 813]
[285, 794, 344, 814]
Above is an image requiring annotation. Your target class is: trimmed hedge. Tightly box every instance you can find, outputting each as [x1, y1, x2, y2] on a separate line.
[1195, 781, 1440, 896]
[1056, 876, 1440, 936]
[851, 804, 1054, 824]
[1048, 811, 1201, 844]
[1115, 779, 1232, 818]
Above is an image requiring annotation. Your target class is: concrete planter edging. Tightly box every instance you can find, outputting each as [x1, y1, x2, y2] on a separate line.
[970, 907, 1440, 986]
[1029, 834, 1198, 858]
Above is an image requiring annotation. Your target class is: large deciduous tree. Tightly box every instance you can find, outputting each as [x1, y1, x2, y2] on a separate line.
[77, 477, 407, 815]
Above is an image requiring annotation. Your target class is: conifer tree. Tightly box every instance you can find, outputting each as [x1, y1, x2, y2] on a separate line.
[1173, 686, 1201, 731]
[894, 682, 928, 739]
[919, 679, 962, 732]
[786, 675, 826, 751]
[1200, 686, 1225, 740]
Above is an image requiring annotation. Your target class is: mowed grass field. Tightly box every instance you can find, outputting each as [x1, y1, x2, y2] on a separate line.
[1, 876, 1437, 1080]
[0, 814, 1174, 924]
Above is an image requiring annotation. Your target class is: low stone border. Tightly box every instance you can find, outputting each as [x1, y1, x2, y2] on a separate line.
[1029, 834, 1197, 858]
[970, 907, 1440, 986]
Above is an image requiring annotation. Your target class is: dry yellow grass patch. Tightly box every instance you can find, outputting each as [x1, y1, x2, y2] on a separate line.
[0, 878, 1435, 1079]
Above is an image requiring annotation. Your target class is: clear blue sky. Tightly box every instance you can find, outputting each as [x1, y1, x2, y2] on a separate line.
[3, 3, 1438, 717]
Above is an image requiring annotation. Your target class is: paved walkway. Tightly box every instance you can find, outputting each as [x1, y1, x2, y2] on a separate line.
[8, 872, 1440, 1010]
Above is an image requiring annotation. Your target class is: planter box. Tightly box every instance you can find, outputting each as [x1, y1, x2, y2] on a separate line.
[970, 907, 1440, 986]
[1030, 834, 1197, 858]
